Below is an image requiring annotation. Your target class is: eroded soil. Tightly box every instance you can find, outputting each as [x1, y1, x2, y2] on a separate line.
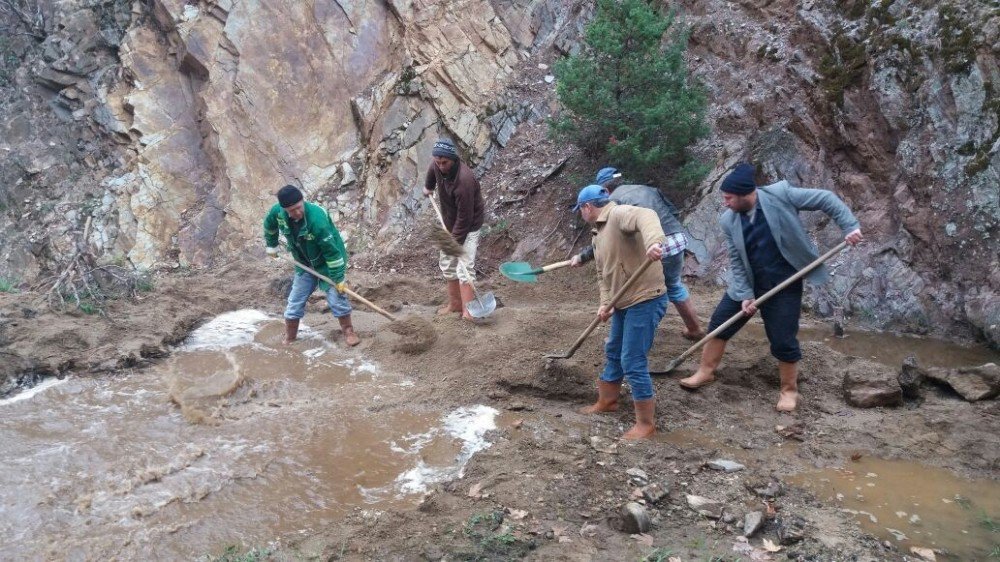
[1, 260, 997, 561]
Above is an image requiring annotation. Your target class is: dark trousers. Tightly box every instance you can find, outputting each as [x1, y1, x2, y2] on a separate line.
[708, 279, 803, 362]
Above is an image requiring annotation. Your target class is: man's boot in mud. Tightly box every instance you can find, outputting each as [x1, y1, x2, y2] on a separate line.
[622, 398, 656, 440]
[458, 282, 477, 321]
[679, 337, 726, 389]
[580, 380, 621, 414]
[776, 361, 799, 411]
[283, 318, 300, 345]
[438, 279, 462, 315]
[674, 299, 705, 341]
[338, 315, 361, 347]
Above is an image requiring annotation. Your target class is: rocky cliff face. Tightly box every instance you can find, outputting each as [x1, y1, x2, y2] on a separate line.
[679, 0, 998, 344]
[0, 0, 996, 345]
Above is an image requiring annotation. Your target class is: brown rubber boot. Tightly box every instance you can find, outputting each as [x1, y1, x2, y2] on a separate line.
[579, 380, 621, 414]
[622, 398, 656, 440]
[338, 315, 361, 347]
[674, 299, 705, 341]
[679, 337, 726, 389]
[458, 282, 477, 321]
[283, 318, 300, 345]
[776, 361, 799, 411]
[437, 280, 462, 315]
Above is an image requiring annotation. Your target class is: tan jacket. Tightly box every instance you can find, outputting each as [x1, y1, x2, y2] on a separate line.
[593, 202, 667, 309]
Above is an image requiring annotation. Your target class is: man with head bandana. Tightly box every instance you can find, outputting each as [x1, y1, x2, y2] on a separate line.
[678, 164, 863, 411]
[264, 185, 359, 347]
[422, 138, 485, 321]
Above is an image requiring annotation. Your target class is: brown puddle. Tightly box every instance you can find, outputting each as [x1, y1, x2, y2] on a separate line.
[742, 322, 999, 369]
[0, 310, 499, 560]
[790, 457, 1000, 560]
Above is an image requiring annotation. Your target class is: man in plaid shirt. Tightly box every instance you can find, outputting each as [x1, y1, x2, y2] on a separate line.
[572, 167, 705, 340]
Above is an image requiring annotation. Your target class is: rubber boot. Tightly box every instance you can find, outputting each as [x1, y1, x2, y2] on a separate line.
[579, 380, 621, 414]
[458, 282, 477, 321]
[283, 318, 300, 345]
[437, 279, 462, 315]
[678, 337, 726, 389]
[338, 315, 361, 347]
[622, 398, 656, 440]
[776, 361, 799, 411]
[674, 299, 705, 341]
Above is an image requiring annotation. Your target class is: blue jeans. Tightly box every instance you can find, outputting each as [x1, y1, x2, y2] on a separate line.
[600, 294, 668, 400]
[661, 252, 690, 303]
[284, 270, 352, 319]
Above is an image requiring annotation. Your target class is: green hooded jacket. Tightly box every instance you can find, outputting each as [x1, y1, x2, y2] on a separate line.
[263, 201, 347, 290]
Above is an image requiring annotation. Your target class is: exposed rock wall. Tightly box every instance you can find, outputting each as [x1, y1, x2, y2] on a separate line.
[0, 0, 996, 345]
[679, 0, 998, 344]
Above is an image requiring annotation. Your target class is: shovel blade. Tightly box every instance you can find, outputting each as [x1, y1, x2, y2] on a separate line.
[499, 262, 539, 283]
[464, 291, 497, 318]
[543, 351, 572, 359]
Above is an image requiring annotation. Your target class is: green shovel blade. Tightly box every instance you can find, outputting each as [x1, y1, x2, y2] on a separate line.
[499, 261, 539, 283]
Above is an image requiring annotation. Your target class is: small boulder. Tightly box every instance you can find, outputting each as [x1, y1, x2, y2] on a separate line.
[743, 511, 765, 537]
[686, 494, 724, 519]
[706, 459, 745, 473]
[843, 370, 902, 408]
[777, 515, 807, 545]
[898, 355, 925, 400]
[621, 502, 651, 534]
[924, 363, 999, 402]
[625, 467, 649, 485]
[639, 482, 670, 504]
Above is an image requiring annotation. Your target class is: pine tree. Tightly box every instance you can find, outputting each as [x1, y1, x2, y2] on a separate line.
[551, 0, 709, 190]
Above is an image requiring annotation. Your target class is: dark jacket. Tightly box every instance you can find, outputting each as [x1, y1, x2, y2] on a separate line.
[425, 161, 484, 244]
[263, 201, 348, 289]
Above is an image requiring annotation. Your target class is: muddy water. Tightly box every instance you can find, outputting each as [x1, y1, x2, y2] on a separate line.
[742, 322, 999, 368]
[791, 457, 1000, 560]
[0, 310, 498, 560]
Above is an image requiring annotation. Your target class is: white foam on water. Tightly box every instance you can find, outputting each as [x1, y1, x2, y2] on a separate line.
[181, 310, 271, 350]
[0, 377, 68, 406]
[393, 405, 499, 495]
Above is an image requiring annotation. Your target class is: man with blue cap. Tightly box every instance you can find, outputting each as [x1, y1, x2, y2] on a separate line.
[678, 163, 863, 411]
[574, 184, 668, 439]
[571, 167, 705, 341]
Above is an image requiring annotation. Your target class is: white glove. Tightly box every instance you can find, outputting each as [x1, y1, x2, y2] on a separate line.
[266, 247, 279, 259]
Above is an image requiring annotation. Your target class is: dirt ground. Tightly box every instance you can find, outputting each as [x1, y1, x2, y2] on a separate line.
[1, 257, 998, 561]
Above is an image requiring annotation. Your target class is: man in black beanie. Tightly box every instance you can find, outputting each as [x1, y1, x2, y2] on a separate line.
[678, 163, 863, 411]
[423, 138, 485, 321]
[264, 185, 360, 346]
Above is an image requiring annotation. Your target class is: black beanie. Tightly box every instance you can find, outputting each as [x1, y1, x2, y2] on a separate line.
[431, 138, 459, 160]
[720, 163, 757, 195]
[276, 185, 303, 207]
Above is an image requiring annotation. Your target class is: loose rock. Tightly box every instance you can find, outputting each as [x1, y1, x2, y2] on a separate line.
[706, 459, 745, 473]
[923, 363, 1000, 402]
[743, 511, 765, 537]
[686, 494, 724, 519]
[843, 371, 902, 408]
[777, 515, 807, 545]
[625, 467, 649, 485]
[898, 355, 925, 400]
[621, 502, 652, 534]
[639, 482, 670, 504]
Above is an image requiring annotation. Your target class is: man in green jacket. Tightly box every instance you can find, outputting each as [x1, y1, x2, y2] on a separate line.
[264, 185, 359, 347]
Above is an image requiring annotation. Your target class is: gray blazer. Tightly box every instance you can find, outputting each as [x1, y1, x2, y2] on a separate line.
[721, 181, 860, 301]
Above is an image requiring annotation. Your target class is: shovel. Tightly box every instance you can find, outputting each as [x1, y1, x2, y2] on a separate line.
[544, 258, 657, 359]
[659, 241, 849, 373]
[427, 197, 496, 319]
[500, 260, 573, 283]
[276, 254, 398, 321]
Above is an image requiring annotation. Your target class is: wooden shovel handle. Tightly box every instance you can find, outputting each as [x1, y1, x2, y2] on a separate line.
[277, 254, 398, 322]
[669, 241, 849, 366]
[560, 258, 657, 358]
[535, 260, 573, 274]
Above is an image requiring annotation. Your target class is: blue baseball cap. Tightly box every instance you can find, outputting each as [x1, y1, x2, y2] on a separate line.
[573, 184, 610, 211]
[595, 166, 622, 185]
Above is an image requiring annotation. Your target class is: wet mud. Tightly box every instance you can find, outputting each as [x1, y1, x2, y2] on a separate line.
[0, 263, 998, 560]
